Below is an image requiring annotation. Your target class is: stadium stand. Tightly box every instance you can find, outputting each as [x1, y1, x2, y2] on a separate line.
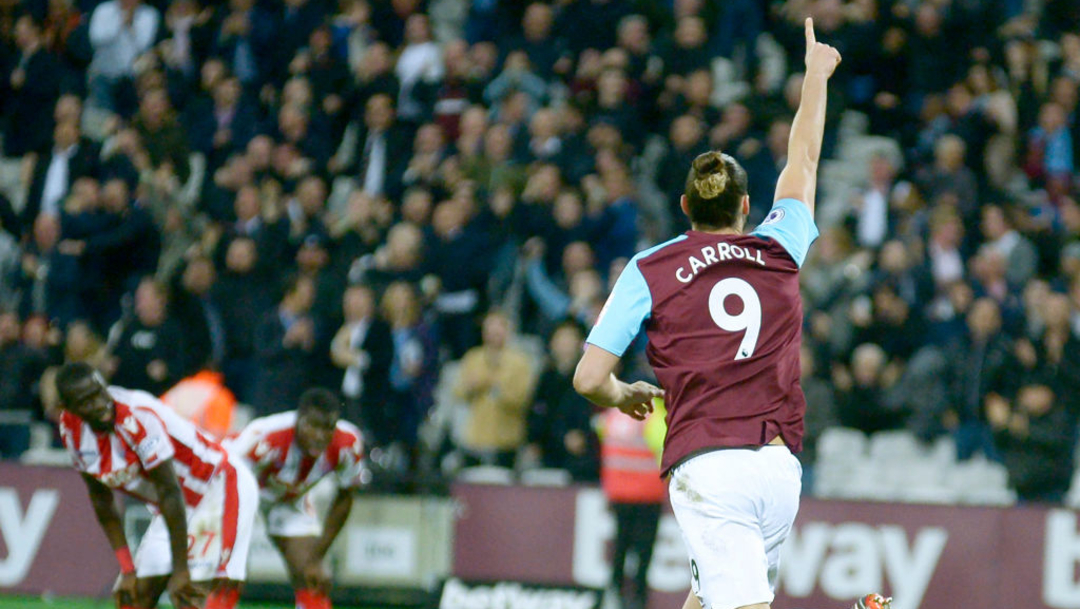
[0, 0, 1078, 509]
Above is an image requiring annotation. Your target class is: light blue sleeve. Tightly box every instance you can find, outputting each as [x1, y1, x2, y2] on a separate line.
[751, 198, 820, 267]
[586, 258, 652, 357]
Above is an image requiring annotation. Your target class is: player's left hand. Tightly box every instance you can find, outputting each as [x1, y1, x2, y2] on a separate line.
[615, 381, 664, 420]
[112, 572, 138, 607]
[302, 561, 331, 592]
[167, 569, 205, 609]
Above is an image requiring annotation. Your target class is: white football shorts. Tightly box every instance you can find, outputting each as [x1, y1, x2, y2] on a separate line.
[261, 494, 322, 538]
[668, 445, 802, 609]
[135, 457, 258, 581]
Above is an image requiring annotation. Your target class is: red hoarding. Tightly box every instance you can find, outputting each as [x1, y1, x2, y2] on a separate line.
[0, 463, 115, 596]
[5, 463, 1080, 609]
[452, 483, 1080, 609]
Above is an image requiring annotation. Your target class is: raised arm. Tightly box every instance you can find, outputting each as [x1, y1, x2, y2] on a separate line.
[773, 18, 842, 215]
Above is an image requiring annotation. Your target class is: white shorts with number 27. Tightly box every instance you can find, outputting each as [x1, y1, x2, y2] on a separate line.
[135, 458, 258, 581]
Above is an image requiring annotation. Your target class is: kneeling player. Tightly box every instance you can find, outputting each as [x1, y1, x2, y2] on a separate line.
[226, 388, 365, 609]
[56, 362, 257, 609]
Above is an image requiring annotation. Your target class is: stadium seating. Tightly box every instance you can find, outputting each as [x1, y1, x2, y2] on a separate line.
[813, 428, 1016, 506]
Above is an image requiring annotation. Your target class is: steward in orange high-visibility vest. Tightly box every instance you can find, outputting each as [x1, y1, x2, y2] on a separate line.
[161, 370, 237, 440]
[600, 399, 666, 609]
[600, 401, 667, 503]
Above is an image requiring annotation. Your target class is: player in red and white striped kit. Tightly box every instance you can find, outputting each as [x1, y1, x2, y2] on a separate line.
[225, 388, 365, 609]
[56, 362, 257, 609]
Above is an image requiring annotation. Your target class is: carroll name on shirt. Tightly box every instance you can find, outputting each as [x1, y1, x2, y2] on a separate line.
[675, 243, 766, 283]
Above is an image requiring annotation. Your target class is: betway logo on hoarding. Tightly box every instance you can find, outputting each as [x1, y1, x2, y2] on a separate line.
[438, 578, 601, 609]
[452, 484, 1080, 609]
[780, 523, 947, 609]
[0, 488, 59, 586]
[570, 489, 946, 609]
[1045, 510, 1080, 607]
[0, 464, 117, 596]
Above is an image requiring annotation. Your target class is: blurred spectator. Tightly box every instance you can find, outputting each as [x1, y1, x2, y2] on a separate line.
[848, 281, 926, 365]
[991, 293, 1080, 502]
[348, 220, 426, 289]
[42, 0, 92, 94]
[331, 283, 392, 443]
[0, 312, 34, 458]
[512, 3, 565, 80]
[215, 0, 276, 89]
[586, 163, 639, 270]
[214, 236, 274, 403]
[979, 205, 1038, 288]
[87, 0, 159, 116]
[906, 3, 960, 98]
[108, 276, 185, 396]
[292, 233, 343, 351]
[3, 15, 61, 157]
[664, 15, 710, 79]
[1025, 101, 1074, 199]
[935, 298, 1016, 458]
[133, 87, 191, 183]
[525, 319, 599, 481]
[799, 344, 838, 493]
[917, 134, 978, 223]
[285, 174, 331, 248]
[453, 309, 536, 467]
[833, 342, 905, 434]
[432, 40, 481, 139]
[61, 176, 160, 331]
[296, 25, 351, 141]
[278, 0, 328, 84]
[483, 50, 547, 112]
[401, 122, 448, 190]
[395, 13, 442, 123]
[347, 40, 400, 110]
[428, 200, 492, 358]
[13, 212, 81, 324]
[873, 240, 933, 311]
[926, 207, 966, 294]
[380, 281, 439, 469]
[522, 238, 605, 332]
[171, 255, 226, 374]
[252, 273, 318, 415]
[0, 312, 44, 415]
[0, 218, 17, 311]
[557, 0, 628, 57]
[848, 153, 902, 250]
[24, 120, 101, 232]
[657, 115, 707, 232]
[188, 75, 258, 169]
[346, 93, 411, 199]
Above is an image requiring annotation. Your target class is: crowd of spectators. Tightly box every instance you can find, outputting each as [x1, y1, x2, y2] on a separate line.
[0, 0, 1079, 502]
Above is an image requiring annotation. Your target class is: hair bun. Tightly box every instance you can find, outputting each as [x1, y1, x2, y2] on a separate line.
[692, 151, 724, 175]
[692, 152, 728, 199]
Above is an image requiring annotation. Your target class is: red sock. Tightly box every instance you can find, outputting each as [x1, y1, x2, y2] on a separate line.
[205, 587, 240, 609]
[296, 588, 332, 609]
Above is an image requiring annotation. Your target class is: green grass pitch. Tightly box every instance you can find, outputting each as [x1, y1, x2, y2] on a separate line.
[0, 598, 393, 609]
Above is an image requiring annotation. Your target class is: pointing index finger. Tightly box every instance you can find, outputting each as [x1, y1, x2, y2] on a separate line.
[805, 17, 816, 46]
